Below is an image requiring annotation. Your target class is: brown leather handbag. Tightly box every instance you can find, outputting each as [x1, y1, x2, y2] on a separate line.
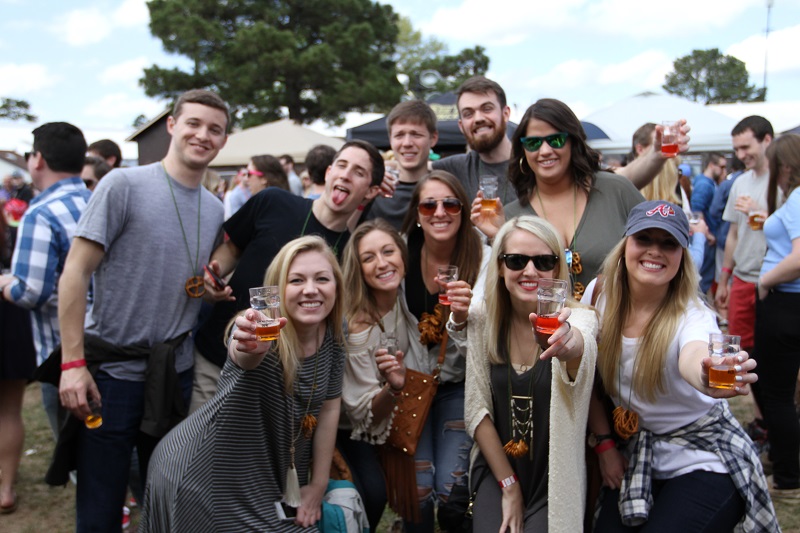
[386, 330, 447, 456]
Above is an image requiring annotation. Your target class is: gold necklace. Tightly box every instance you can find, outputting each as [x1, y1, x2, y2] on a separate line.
[504, 324, 540, 459]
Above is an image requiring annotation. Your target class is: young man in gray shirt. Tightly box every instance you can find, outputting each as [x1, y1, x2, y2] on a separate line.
[58, 89, 228, 532]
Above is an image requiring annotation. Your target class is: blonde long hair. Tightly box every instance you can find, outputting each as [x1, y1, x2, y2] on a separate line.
[596, 236, 700, 402]
[639, 158, 682, 205]
[264, 236, 345, 392]
[484, 216, 583, 365]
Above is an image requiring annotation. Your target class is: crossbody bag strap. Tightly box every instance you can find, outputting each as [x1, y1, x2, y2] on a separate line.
[432, 328, 449, 381]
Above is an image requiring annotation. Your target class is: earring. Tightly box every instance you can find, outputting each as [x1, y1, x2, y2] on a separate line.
[416, 222, 421, 228]
[519, 157, 529, 175]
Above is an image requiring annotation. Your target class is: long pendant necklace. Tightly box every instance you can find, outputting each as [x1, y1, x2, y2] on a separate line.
[284, 339, 322, 507]
[301, 207, 344, 256]
[613, 349, 640, 440]
[535, 185, 584, 299]
[162, 161, 204, 298]
[504, 328, 539, 460]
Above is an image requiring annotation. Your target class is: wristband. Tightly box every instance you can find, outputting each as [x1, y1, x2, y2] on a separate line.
[594, 439, 616, 454]
[498, 474, 518, 488]
[61, 359, 87, 371]
[448, 312, 468, 329]
[721, 267, 733, 275]
[357, 205, 365, 211]
[386, 384, 403, 396]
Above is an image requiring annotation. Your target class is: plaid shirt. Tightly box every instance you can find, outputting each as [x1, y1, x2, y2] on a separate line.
[620, 400, 780, 532]
[9, 177, 91, 365]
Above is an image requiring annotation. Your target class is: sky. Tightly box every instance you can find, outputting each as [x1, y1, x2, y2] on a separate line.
[1, 0, 799, 160]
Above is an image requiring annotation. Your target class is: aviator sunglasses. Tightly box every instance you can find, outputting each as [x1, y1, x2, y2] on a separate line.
[500, 253, 559, 271]
[418, 198, 462, 216]
[520, 132, 569, 152]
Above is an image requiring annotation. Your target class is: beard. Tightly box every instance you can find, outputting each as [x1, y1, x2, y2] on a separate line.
[465, 119, 507, 154]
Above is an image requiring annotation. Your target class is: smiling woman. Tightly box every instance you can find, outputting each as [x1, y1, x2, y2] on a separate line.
[501, 98, 645, 300]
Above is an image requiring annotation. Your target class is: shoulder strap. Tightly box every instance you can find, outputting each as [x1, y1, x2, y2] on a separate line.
[591, 275, 604, 307]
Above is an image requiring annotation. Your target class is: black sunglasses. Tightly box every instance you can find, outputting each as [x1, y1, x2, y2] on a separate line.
[418, 198, 462, 216]
[500, 253, 559, 271]
[520, 132, 569, 152]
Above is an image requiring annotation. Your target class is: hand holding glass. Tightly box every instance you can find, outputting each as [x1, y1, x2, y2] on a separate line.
[708, 333, 741, 390]
[379, 332, 398, 357]
[479, 175, 499, 216]
[249, 286, 281, 342]
[437, 266, 459, 305]
[661, 121, 680, 157]
[535, 279, 568, 342]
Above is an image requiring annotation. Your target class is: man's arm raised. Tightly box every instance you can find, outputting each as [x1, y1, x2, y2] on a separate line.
[58, 237, 105, 420]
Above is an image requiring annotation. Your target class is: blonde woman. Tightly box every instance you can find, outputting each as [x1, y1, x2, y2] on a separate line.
[585, 201, 776, 532]
[465, 215, 598, 533]
[141, 236, 346, 532]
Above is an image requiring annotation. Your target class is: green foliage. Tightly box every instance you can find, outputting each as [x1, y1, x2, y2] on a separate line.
[142, 0, 403, 127]
[0, 97, 36, 122]
[394, 15, 489, 99]
[663, 48, 766, 104]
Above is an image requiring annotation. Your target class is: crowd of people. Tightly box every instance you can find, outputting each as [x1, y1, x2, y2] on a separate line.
[0, 75, 796, 533]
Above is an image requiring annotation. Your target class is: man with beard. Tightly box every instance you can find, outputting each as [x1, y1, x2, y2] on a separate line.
[190, 140, 383, 410]
[435, 76, 691, 205]
[433, 76, 516, 205]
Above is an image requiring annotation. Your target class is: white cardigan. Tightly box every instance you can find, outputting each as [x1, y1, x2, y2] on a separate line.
[464, 305, 598, 533]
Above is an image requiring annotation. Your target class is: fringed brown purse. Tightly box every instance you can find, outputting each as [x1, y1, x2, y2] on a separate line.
[382, 319, 449, 523]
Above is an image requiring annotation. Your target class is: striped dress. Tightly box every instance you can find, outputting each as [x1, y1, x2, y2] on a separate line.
[140, 332, 344, 532]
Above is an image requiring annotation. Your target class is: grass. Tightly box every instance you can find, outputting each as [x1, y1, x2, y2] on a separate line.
[1, 383, 797, 532]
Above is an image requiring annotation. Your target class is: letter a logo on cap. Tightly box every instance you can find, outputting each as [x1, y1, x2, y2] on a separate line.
[645, 203, 675, 218]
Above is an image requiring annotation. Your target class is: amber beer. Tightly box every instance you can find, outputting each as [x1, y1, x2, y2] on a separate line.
[481, 197, 499, 215]
[708, 365, 736, 390]
[748, 213, 765, 230]
[256, 322, 280, 342]
[85, 399, 103, 429]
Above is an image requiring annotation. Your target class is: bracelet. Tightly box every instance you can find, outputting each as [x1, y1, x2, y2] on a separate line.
[356, 205, 365, 211]
[721, 267, 733, 275]
[498, 474, 518, 488]
[448, 312, 468, 329]
[61, 359, 87, 371]
[594, 439, 616, 454]
[386, 384, 403, 396]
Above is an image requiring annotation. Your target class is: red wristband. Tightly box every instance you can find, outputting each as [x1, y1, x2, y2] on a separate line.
[721, 267, 733, 275]
[498, 474, 518, 488]
[357, 205, 365, 211]
[594, 439, 616, 454]
[61, 359, 87, 371]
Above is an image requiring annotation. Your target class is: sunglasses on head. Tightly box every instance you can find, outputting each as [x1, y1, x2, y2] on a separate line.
[500, 253, 558, 271]
[520, 132, 569, 152]
[418, 198, 462, 216]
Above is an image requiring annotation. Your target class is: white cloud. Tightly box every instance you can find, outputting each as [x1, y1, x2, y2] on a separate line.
[98, 56, 149, 87]
[58, 0, 149, 47]
[522, 51, 671, 93]
[420, 0, 758, 44]
[61, 8, 112, 46]
[83, 92, 165, 124]
[727, 24, 800, 75]
[0, 63, 58, 94]
[112, 0, 150, 28]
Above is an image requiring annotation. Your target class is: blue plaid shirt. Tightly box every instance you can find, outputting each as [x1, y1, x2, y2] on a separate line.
[9, 177, 91, 365]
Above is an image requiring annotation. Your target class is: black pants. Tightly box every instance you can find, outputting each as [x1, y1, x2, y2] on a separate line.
[754, 290, 800, 489]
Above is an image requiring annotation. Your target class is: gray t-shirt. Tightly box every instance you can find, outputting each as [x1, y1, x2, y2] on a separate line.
[364, 180, 416, 231]
[76, 162, 224, 380]
[505, 172, 644, 289]
[433, 151, 517, 205]
[722, 169, 769, 282]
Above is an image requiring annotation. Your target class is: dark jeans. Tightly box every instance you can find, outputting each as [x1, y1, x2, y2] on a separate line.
[595, 471, 744, 532]
[336, 429, 387, 532]
[754, 290, 800, 489]
[76, 369, 192, 533]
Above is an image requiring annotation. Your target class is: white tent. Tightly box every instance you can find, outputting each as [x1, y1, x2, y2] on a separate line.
[708, 101, 800, 135]
[212, 118, 345, 167]
[583, 92, 738, 154]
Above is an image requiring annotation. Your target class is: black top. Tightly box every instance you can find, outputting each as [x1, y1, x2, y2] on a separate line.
[194, 188, 349, 367]
[489, 352, 551, 512]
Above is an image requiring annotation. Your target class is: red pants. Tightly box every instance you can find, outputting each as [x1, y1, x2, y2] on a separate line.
[728, 276, 756, 350]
